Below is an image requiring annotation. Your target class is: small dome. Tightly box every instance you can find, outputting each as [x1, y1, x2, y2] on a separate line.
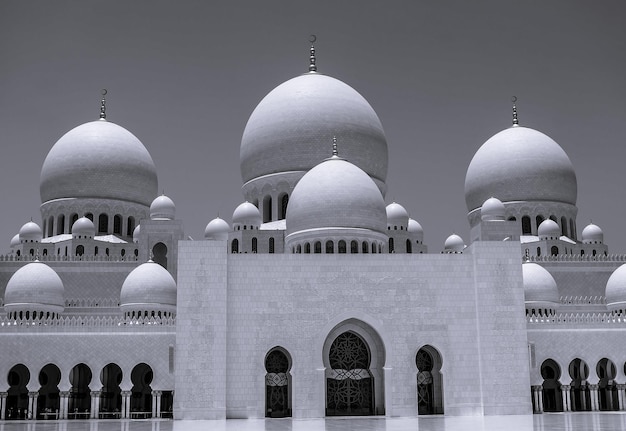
[522, 263, 560, 310]
[240, 73, 388, 192]
[10, 234, 20, 248]
[71, 217, 95, 237]
[120, 261, 176, 316]
[4, 261, 65, 316]
[40, 120, 158, 207]
[133, 224, 141, 243]
[444, 234, 465, 253]
[150, 194, 176, 220]
[205, 217, 231, 240]
[606, 264, 626, 312]
[465, 126, 577, 212]
[407, 218, 424, 243]
[538, 219, 560, 240]
[19, 221, 42, 243]
[232, 202, 261, 229]
[582, 223, 603, 244]
[386, 202, 409, 229]
[286, 156, 386, 236]
[481, 197, 505, 221]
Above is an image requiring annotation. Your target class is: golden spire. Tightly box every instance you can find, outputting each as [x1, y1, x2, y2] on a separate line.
[100, 89, 107, 120]
[309, 35, 317, 72]
[512, 96, 519, 126]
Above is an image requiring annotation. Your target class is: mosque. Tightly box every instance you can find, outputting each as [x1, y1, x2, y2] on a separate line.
[1, 43, 626, 422]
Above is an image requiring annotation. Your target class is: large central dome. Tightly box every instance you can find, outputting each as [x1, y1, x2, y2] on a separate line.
[40, 120, 158, 206]
[240, 73, 388, 191]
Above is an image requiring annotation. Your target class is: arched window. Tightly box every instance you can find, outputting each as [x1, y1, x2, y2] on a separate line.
[57, 214, 65, 235]
[95, 246, 99, 256]
[121, 249, 126, 257]
[388, 238, 394, 253]
[296, 244, 301, 254]
[269, 238, 275, 254]
[113, 215, 122, 235]
[127, 217, 135, 237]
[593, 249, 597, 257]
[338, 240, 346, 254]
[314, 241, 321, 254]
[231, 239, 239, 253]
[97, 214, 108, 233]
[265, 348, 292, 418]
[305, 243, 311, 254]
[85, 213, 93, 221]
[371, 242, 377, 254]
[551, 246, 559, 256]
[597, 358, 619, 411]
[406, 239, 412, 253]
[351, 240, 358, 254]
[263, 195, 272, 223]
[252, 237, 258, 253]
[560, 216, 568, 236]
[76, 245, 84, 256]
[152, 242, 167, 268]
[326, 241, 334, 254]
[362, 242, 369, 254]
[570, 219, 576, 240]
[279, 194, 289, 220]
[70, 213, 79, 227]
[521, 216, 531, 235]
[508, 216, 517, 221]
[537, 247, 541, 257]
[549, 215, 557, 223]
[105, 248, 110, 256]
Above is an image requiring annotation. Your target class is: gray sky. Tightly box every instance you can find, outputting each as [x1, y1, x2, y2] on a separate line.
[1, 1, 625, 252]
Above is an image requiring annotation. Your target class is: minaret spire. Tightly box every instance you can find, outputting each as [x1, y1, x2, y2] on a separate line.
[100, 89, 107, 120]
[309, 35, 317, 72]
[511, 96, 519, 126]
[332, 136, 338, 157]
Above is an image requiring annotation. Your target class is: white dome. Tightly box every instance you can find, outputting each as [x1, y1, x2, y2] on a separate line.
[4, 262, 65, 315]
[465, 126, 577, 212]
[133, 224, 141, 243]
[150, 194, 176, 220]
[232, 202, 262, 228]
[582, 223, 603, 244]
[71, 217, 95, 237]
[606, 264, 626, 312]
[286, 156, 386, 236]
[204, 217, 231, 240]
[444, 234, 465, 253]
[386, 202, 409, 229]
[120, 261, 176, 315]
[538, 219, 560, 240]
[481, 197, 506, 221]
[240, 73, 388, 192]
[40, 120, 158, 207]
[19, 221, 42, 243]
[10, 234, 20, 248]
[522, 263, 560, 308]
[407, 218, 424, 243]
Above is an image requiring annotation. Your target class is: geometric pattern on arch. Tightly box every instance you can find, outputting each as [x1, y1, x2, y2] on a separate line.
[416, 345, 444, 415]
[264, 346, 292, 418]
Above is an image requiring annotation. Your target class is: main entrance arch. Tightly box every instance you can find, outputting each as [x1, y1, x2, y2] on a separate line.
[323, 319, 385, 416]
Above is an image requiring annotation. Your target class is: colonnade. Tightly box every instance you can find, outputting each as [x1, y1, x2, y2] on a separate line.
[532, 384, 626, 413]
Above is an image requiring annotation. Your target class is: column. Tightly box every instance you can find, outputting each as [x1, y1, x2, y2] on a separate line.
[153, 391, 162, 418]
[28, 391, 38, 419]
[60, 391, 69, 419]
[0, 392, 7, 420]
[122, 391, 131, 419]
[561, 385, 570, 411]
[91, 391, 101, 419]
[536, 387, 544, 413]
[590, 384, 599, 411]
[618, 384, 625, 411]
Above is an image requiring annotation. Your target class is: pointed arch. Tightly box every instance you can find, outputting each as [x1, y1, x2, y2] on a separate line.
[265, 347, 292, 417]
[416, 345, 444, 415]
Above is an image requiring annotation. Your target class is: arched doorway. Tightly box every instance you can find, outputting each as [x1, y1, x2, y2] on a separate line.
[416, 345, 444, 415]
[569, 358, 591, 411]
[37, 364, 61, 419]
[100, 363, 123, 418]
[130, 363, 153, 418]
[597, 358, 619, 411]
[540, 359, 563, 412]
[6, 364, 30, 419]
[152, 242, 167, 269]
[264, 347, 292, 418]
[68, 363, 92, 419]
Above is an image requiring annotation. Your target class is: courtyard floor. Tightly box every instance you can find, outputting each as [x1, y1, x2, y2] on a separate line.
[2, 413, 626, 431]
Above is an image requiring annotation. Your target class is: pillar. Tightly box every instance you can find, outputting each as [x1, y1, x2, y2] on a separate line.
[122, 391, 131, 419]
[91, 391, 101, 419]
[536, 386, 544, 413]
[153, 391, 162, 418]
[590, 384, 599, 411]
[618, 384, 625, 411]
[60, 391, 69, 419]
[0, 392, 7, 420]
[28, 391, 38, 419]
[561, 385, 570, 411]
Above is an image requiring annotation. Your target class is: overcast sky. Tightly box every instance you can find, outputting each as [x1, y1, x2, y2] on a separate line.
[1, 1, 625, 252]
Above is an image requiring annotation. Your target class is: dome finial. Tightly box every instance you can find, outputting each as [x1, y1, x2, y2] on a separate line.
[511, 96, 519, 126]
[332, 135, 338, 157]
[308, 35, 317, 73]
[100, 89, 108, 120]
